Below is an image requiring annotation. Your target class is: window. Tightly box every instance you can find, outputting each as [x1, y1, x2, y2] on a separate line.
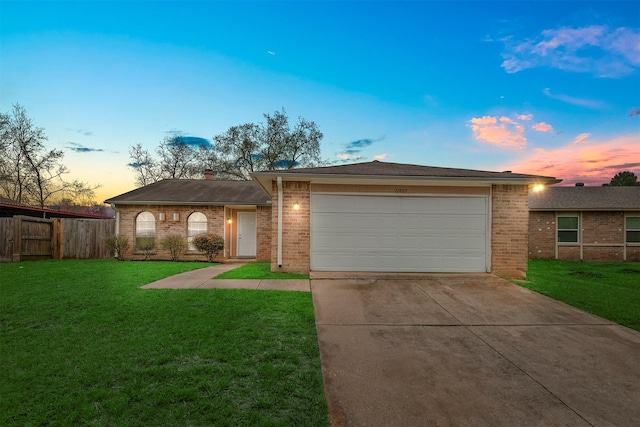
[187, 212, 207, 250]
[135, 211, 155, 250]
[627, 216, 640, 243]
[557, 215, 579, 243]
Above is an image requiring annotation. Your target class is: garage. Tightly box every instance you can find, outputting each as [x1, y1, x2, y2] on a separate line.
[310, 193, 489, 272]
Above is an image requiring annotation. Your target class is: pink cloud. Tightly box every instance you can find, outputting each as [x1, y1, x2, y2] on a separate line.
[518, 114, 533, 121]
[532, 122, 553, 132]
[572, 133, 590, 144]
[374, 154, 389, 160]
[469, 116, 526, 149]
[501, 135, 640, 186]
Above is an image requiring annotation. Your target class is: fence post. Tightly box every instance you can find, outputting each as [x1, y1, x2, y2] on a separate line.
[52, 218, 63, 259]
[12, 216, 21, 262]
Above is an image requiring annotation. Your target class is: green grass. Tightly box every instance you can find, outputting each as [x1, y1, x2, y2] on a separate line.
[0, 259, 328, 427]
[518, 259, 640, 331]
[214, 263, 310, 280]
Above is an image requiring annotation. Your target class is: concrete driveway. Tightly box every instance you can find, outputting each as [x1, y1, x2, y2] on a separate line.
[311, 274, 640, 426]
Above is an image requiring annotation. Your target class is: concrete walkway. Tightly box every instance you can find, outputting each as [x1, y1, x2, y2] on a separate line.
[313, 275, 640, 426]
[140, 263, 310, 292]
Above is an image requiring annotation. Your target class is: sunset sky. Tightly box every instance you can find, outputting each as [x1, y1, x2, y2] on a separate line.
[1, 0, 639, 203]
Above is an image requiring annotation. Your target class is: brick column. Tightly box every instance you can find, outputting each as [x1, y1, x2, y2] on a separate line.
[492, 184, 529, 279]
[270, 180, 310, 273]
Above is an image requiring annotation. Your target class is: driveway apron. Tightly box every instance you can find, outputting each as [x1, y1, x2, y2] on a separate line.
[311, 275, 640, 427]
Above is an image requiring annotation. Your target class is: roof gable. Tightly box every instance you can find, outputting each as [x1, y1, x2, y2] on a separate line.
[529, 186, 640, 211]
[104, 180, 271, 206]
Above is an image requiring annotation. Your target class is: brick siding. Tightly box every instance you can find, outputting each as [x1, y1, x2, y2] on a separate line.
[528, 211, 556, 258]
[582, 212, 624, 244]
[491, 184, 529, 279]
[557, 245, 581, 261]
[270, 180, 311, 273]
[116, 205, 222, 261]
[115, 204, 271, 262]
[627, 246, 640, 262]
[529, 210, 637, 262]
[256, 205, 272, 262]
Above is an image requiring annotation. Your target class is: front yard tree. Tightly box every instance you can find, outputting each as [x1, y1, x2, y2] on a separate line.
[0, 104, 98, 207]
[609, 171, 639, 186]
[210, 123, 263, 180]
[210, 109, 323, 180]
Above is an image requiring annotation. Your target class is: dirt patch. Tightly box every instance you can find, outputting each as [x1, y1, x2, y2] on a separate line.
[569, 271, 605, 279]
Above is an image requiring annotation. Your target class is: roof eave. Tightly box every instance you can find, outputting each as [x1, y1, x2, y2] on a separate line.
[251, 172, 560, 189]
[106, 200, 271, 206]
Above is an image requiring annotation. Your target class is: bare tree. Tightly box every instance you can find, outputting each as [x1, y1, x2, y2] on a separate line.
[0, 104, 100, 207]
[209, 108, 323, 179]
[128, 143, 159, 187]
[127, 109, 324, 185]
[210, 123, 263, 179]
[156, 136, 203, 179]
[129, 136, 207, 186]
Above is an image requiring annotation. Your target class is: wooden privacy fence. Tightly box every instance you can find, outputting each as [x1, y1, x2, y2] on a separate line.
[0, 215, 116, 262]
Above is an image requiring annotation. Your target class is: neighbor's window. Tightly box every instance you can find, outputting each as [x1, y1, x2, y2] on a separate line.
[135, 211, 155, 250]
[626, 216, 640, 243]
[187, 212, 207, 250]
[557, 215, 579, 243]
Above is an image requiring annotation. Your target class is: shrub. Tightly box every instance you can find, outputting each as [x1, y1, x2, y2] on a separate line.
[193, 233, 224, 262]
[105, 235, 130, 261]
[160, 235, 187, 261]
[136, 236, 156, 261]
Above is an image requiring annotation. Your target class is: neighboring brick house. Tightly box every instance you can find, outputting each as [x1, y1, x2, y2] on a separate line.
[104, 178, 272, 262]
[252, 161, 558, 279]
[529, 186, 640, 262]
[106, 161, 558, 277]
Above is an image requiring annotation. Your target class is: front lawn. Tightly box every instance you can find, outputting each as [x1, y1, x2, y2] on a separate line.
[214, 262, 310, 280]
[0, 259, 328, 426]
[519, 259, 640, 331]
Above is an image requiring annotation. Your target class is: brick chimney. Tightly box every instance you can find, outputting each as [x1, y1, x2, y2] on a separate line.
[204, 169, 213, 180]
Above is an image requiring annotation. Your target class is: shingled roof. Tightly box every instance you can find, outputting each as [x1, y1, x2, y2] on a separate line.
[104, 180, 271, 206]
[252, 160, 560, 191]
[254, 160, 556, 179]
[529, 186, 640, 211]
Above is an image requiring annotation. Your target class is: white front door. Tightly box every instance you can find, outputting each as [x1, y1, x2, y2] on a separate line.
[237, 212, 257, 257]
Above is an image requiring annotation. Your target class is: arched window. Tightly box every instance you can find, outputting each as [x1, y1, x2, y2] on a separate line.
[135, 211, 155, 250]
[187, 212, 207, 250]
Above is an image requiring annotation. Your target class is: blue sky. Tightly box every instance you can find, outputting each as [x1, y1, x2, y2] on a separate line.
[1, 0, 639, 203]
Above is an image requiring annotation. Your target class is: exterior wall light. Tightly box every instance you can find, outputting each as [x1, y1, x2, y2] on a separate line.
[227, 218, 232, 224]
[293, 202, 300, 210]
[532, 184, 545, 192]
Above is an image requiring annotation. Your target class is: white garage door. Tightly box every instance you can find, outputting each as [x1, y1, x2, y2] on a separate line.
[311, 194, 488, 272]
